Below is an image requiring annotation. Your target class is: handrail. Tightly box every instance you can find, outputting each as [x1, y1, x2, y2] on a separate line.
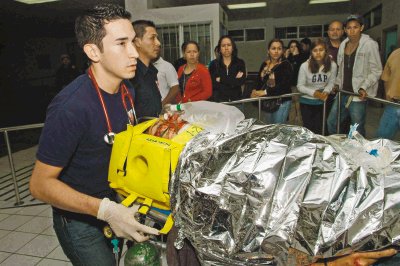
[1, 123, 44, 206]
[335, 90, 400, 134]
[337, 90, 400, 106]
[0, 123, 44, 133]
[221, 92, 301, 104]
[223, 93, 303, 122]
[2, 91, 399, 206]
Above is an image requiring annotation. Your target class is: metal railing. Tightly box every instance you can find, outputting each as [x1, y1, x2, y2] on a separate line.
[222, 92, 332, 133]
[335, 90, 400, 134]
[2, 91, 400, 206]
[0, 123, 44, 206]
[222, 92, 301, 119]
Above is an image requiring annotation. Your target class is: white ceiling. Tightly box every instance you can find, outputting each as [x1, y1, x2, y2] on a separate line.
[150, 0, 355, 20]
[0, 0, 357, 22]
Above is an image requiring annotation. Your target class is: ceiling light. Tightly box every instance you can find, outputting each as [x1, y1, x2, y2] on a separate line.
[309, 0, 350, 4]
[14, 0, 60, 4]
[227, 2, 267, 10]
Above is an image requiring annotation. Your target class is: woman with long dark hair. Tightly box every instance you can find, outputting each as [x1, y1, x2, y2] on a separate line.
[208, 35, 246, 102]
[251, 38, 293, 124]
[297, 38, 337, 134]
[176, 41, 212, 103]
[286, 40, 304, 87]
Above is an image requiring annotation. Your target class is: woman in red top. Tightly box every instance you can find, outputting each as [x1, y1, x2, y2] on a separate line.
[176, 41, 212, 103]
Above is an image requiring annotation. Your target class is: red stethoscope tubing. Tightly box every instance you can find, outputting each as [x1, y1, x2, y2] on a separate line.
[88, 67, 136, 137]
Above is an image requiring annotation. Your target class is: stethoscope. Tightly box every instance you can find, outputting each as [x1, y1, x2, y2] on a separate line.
[88, 67, 137, 145]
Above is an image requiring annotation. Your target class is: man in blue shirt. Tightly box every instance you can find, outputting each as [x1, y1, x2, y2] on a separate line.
[131, 20, 162, 119]
[29, 4, 158, 266]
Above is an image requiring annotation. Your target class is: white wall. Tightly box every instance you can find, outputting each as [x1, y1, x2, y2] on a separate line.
[125, 0, 223, 55]
[229, 14, 348, 72]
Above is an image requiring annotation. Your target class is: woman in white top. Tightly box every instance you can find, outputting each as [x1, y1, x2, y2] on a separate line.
[297, 38, 337, 134]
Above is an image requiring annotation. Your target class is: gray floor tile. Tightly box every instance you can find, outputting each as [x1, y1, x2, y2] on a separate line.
[0, 147, 37, 177]
[0, 201, 9, 208]
[0, 230, 10, 240]
[0, 231, 36, 253]
[15, 204, 49, 216]
[0, 207, 22, 215]
[40, 225, 56, 236]
[17, 235, 59, 257]
[0, 214, 9, 223]
[16, 216, 53, 234]
[0, 214, 32, 231]
[37, 206, 52, 217]
[46, 246, 69, 261]
[36, 258, 72, 266]
[0, 251, 11, 263]
[0, 253, 40, 266]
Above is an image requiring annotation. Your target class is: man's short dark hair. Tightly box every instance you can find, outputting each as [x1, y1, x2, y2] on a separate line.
[75, 3, 131, 51]
[132, 20, 156, 39]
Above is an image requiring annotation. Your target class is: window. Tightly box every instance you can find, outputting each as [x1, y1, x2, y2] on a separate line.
[157, 23, 212, 65]
[157, 24, 180, 64]
[363, 4, 382, 30]
[364, 13, 372, 29]
[275, 27, 297, 39]
[275, 25, 326, 39]
[275, 27, 285, 39]
[245, 28, 265, 41]
[286, 27, 298, 39]
[228, 28, 265, 42]
[228, 29, 244, 42]
[372, 5, 382, 26]
[299, 25, 324, 38]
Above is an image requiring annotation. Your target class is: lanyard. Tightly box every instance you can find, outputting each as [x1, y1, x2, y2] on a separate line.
[88, 67, 137, 144]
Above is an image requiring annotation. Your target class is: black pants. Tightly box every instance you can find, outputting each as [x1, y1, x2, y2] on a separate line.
[300, 103, 324, 135]
[166, 226, 200, 266]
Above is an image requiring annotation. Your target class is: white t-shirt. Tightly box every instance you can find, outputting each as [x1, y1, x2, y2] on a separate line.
[153, 57, 179, 100]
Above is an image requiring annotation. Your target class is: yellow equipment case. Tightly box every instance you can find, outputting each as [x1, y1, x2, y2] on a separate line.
[108, 118, 202, 234]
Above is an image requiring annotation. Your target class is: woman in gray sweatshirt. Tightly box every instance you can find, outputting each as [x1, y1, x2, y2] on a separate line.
[297, 38, 337, 134]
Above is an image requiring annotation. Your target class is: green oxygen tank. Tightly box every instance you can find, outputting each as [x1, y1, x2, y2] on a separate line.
[124, 241, 161, 266]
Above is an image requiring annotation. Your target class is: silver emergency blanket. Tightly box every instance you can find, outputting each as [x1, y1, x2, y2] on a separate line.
[170, 119, 400, 265]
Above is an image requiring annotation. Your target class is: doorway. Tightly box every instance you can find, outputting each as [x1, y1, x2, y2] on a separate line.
[383, 26, 398, 62]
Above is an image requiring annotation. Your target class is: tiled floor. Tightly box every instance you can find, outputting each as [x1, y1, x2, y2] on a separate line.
[0, 201, 71, 266]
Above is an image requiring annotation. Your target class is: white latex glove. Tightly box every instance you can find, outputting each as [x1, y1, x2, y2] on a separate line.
[97, 198, 159, 242]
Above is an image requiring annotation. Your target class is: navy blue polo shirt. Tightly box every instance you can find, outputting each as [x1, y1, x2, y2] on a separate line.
[130, 59, 162, 119]
[37, 74, 133, 198]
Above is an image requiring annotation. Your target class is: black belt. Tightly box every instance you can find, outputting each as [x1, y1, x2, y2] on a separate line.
[53, 207, 105, 226]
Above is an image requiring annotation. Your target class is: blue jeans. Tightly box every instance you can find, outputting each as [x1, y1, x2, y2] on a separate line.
[327, 95, 367, 136]
[261, 100, 291, 124]
[53, 210, 121, 266]
[376, 105, 400, 140]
